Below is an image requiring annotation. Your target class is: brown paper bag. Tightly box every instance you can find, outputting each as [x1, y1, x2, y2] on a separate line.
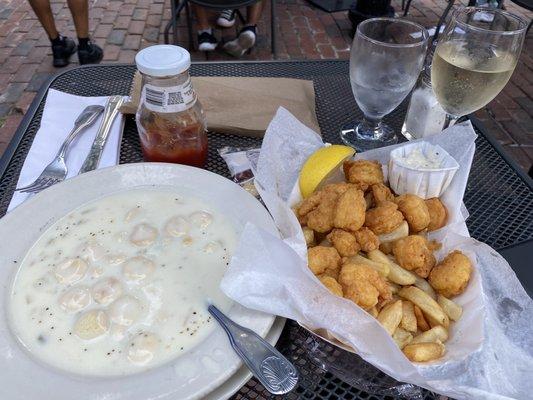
[120, 72, 320, 137]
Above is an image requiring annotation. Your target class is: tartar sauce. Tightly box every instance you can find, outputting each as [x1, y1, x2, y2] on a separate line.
[395, 147, 442, 169]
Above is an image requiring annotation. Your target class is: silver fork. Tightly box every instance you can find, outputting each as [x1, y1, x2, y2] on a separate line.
[16, 105, 104, 194]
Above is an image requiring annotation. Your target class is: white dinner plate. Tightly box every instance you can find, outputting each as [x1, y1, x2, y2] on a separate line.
[0, 163, 279, 400]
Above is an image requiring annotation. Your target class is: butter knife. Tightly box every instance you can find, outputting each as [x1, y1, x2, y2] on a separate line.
[79, 95, 124, 173]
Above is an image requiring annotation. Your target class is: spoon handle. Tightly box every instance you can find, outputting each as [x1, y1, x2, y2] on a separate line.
[208, 305, 299, 395]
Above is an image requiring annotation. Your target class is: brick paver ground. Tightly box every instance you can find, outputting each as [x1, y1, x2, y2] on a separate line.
[0, 0, 531, 173]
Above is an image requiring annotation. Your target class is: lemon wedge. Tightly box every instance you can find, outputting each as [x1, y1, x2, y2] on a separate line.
[299, 145, 356, 198]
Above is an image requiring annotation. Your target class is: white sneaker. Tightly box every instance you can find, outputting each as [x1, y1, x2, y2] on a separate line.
[217, 9, 236, 28]
[198, 31, 218, 51]
[223, 26, 256, 57]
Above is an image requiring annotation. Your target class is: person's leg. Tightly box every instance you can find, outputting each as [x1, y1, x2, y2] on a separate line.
[66, 0, 89, 38]
[193, 5, 218, 51]
[65, 0, 103, 64]
[193, 4, 211, 30]
[28, 0, 59, 39]
[28, 0, 77, 67]
[245, 1, 263, 26]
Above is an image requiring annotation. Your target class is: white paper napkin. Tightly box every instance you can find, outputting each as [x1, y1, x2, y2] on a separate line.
[8, 89, 125, 211]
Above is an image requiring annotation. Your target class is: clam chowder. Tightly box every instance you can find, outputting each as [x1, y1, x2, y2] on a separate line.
[9, 188, 236, 376]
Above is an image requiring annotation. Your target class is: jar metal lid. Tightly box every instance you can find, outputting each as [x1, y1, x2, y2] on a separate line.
[135, 45, 191, 77]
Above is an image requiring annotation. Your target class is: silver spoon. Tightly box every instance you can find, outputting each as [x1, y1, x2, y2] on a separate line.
[208, 304, 299, 395]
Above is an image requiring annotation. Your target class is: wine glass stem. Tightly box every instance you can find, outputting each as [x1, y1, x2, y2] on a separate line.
[360, 115, 383, 139]
[443, 113, 459, 130]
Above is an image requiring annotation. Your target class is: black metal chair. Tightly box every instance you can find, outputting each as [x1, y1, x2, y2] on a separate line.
[163, 0, 277, 57]
[403, 0, 454, 18]
[467, 0, 532, 33]
[402, 0, 456, 44]
[508, 0, 532, 33]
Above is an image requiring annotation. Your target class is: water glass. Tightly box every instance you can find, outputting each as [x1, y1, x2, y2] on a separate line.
[341, 18, 429, 151]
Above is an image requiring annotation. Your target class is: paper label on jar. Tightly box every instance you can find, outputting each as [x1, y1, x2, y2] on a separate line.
[142, 79, 197, 113]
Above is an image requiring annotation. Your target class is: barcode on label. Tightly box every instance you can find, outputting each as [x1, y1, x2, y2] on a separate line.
[145, 87, 165, 107]
[143, 82, 196, 113]
[168, 92, 184, 105]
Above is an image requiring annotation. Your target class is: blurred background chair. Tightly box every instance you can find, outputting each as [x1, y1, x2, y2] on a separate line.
[164, 0, 277, 57]
[404, 0, 531, 35]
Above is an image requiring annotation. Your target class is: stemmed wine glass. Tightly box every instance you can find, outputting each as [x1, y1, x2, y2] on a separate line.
[341, 18, 429, 151]
[431, 7, 527, 128]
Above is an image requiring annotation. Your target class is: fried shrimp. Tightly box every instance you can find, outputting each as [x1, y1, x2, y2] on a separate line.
[371, 183, 394, 205]
[364, 201, 404, 235]
[303, 190, 338, 233]
[396, 194, 430, 233]
[343, 160, 384, 191]
[327, 229, 360, 257]
[392, 235, 436, 278]
[333, 187, 366, 232]
[319, 275, 344, 297]
[425, 198, 448, 231]
[339, 263, 391, 310]
[354, 227, 380, 252]
[429, 251, 472, 297]
[307, 246, 341, 276]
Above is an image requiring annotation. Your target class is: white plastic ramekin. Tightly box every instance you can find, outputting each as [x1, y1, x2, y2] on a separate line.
[388, 142, 459, 199]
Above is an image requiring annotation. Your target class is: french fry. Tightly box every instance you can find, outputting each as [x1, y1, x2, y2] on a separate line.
[403, 341, 445, 362]
[389, 282, 401, 294]
[364, 192, 373, 209]
[367, 249, 390, 264]
[377, 300, 403, 335]
[302, 227, 315, 247]
[368, 307, 379, 318]
[388, 262, 418, 286]
[398, 286, 448, 327]
[425, 310, 450, 329]
[414, 305, 430, 331]
[400, 301, 417, 332]
[437, 294, 463, 322]
[367, 249, 416, 285]
[411, 325, 448, 344]
[319, 237, 332, 247]
[393, 327, 413, 349]
[414, 276, 437, 300]
[378, 221, 409, 243]
[347, 254, 390, 277]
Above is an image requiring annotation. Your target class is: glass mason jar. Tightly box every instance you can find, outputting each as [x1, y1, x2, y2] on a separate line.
[401, 66, 447, 140]
[135, 45, 207, 167]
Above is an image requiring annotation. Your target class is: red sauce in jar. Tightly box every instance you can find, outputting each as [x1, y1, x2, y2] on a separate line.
[139, 115, 208, 167]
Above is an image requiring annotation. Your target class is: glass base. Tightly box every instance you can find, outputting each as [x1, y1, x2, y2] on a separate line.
[340, 120, 398, 152]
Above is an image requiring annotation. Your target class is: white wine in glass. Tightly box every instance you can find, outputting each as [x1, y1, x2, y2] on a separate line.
[431, 7, 527, 125]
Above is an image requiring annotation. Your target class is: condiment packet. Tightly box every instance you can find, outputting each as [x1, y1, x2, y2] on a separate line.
[218, 146, 261, 196]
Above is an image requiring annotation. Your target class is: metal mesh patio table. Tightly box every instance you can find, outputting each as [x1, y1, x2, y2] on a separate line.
[0, 61, 532, 400]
